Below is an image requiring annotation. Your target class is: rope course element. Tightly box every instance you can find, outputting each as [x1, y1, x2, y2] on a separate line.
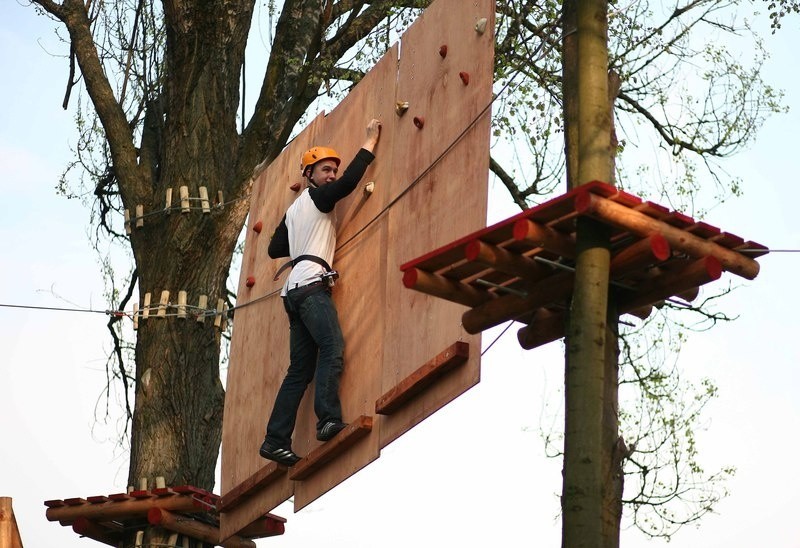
[1, 252, 794, 322]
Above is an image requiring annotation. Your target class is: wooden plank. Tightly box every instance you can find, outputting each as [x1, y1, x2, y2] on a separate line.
[217, 463, 287, 513]
[45, 493, 209, 523]
[238, 514, 286, 539]
[289, 416, 373, 481]
[376, 342, 470, 415]
[86, 496, 112, 504]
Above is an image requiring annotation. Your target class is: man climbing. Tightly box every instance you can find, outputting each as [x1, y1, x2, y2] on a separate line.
[259, 119, 382, 466]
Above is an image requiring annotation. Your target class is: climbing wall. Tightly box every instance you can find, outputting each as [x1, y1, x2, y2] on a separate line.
[220, 0, 495, 539]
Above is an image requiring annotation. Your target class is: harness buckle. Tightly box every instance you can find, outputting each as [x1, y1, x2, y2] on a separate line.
[321, 270, 339, 287]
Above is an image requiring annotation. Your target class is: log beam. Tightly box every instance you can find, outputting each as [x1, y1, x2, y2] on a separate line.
[148, 508, 255, 548]
[402, 268, 493, 308]
[72, 517, 118, 547]
[462, 271, 574, 334]
[238, 514, 286, 539]
[619, 257, 722, 314]
[516, 308, 565, 350]
[513, 219, 577, 258]
[45, 492, 206, 523]
[609, 233, 670, 276]
[575, 191, 760, 279]
[464, 239, 551, 281]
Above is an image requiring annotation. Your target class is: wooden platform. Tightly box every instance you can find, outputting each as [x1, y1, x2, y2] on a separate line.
[44, 485, 285, 547]
[401, 181, 768, 348]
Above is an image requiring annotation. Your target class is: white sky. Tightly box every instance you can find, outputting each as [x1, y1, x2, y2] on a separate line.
[1, 3, 798, 547]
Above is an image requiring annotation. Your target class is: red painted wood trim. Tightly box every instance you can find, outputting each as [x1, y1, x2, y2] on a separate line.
[400, 181, 615, 272]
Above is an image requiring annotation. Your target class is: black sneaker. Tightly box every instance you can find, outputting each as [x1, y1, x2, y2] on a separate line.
[316, 421, 347, 442]
[259, 441, 301, 466]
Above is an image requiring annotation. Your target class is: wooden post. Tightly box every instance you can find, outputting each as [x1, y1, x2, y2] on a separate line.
[0, 497, 24, 548]
[142, 292, 151, 320]
[197, 295, 208, 323]
[561, 0, 613, 544]
[199, 186, 211, 213]
[180, 186, 190, 213]
[165, 188, 173, 213]
[157, 291, 170, 318]
[135, 205, 144, 228]
[214, 299, 225, 328]
[177, 290, 187, 319]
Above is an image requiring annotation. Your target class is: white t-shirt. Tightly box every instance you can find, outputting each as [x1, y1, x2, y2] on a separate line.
[281, 188, 336, 296]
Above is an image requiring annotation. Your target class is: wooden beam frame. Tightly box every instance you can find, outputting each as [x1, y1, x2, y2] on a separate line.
[148, 508, 256, 547]
[288, 416, 373, 481]
[376, 342, 470, 415]
[575, 190, 759, 279]
[217, 463, 287, 513]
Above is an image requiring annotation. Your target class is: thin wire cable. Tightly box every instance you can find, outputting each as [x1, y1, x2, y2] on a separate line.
[0, 303, 113, 315]
[336, 74, 522, 254]
[481, 320, 515, 356]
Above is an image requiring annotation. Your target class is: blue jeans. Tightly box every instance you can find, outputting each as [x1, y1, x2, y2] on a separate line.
[265, 283, 344, 449]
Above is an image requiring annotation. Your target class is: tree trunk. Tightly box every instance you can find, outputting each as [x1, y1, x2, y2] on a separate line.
[561, 0, 614, 547]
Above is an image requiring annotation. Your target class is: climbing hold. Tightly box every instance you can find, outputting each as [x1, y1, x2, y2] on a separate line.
[395, 101, 409, 116]
[290, 182, 301, 192]
[439, 45, 448, 58]
[413, 116, 425, 129]
[459, 72, 470, 85]
[246, 276, 256, 288]
[253, 220, 263, 233]
[475, 18, 488, 35]
[364, 181, 375, 196]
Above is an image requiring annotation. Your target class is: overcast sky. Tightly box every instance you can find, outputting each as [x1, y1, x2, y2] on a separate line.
[1, 2, 798, 547]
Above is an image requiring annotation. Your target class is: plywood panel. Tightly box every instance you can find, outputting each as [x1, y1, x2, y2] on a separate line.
[379, 0, 494, 447]
[220, 115, 325, 539]
[222, 0, 494, 537]
[292, 45, 399, 511]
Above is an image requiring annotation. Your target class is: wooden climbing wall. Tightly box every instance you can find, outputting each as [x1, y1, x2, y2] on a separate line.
[221, 0, 494, 539]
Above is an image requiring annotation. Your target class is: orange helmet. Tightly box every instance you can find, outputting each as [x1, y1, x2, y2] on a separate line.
[300, 146, 341, 176]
